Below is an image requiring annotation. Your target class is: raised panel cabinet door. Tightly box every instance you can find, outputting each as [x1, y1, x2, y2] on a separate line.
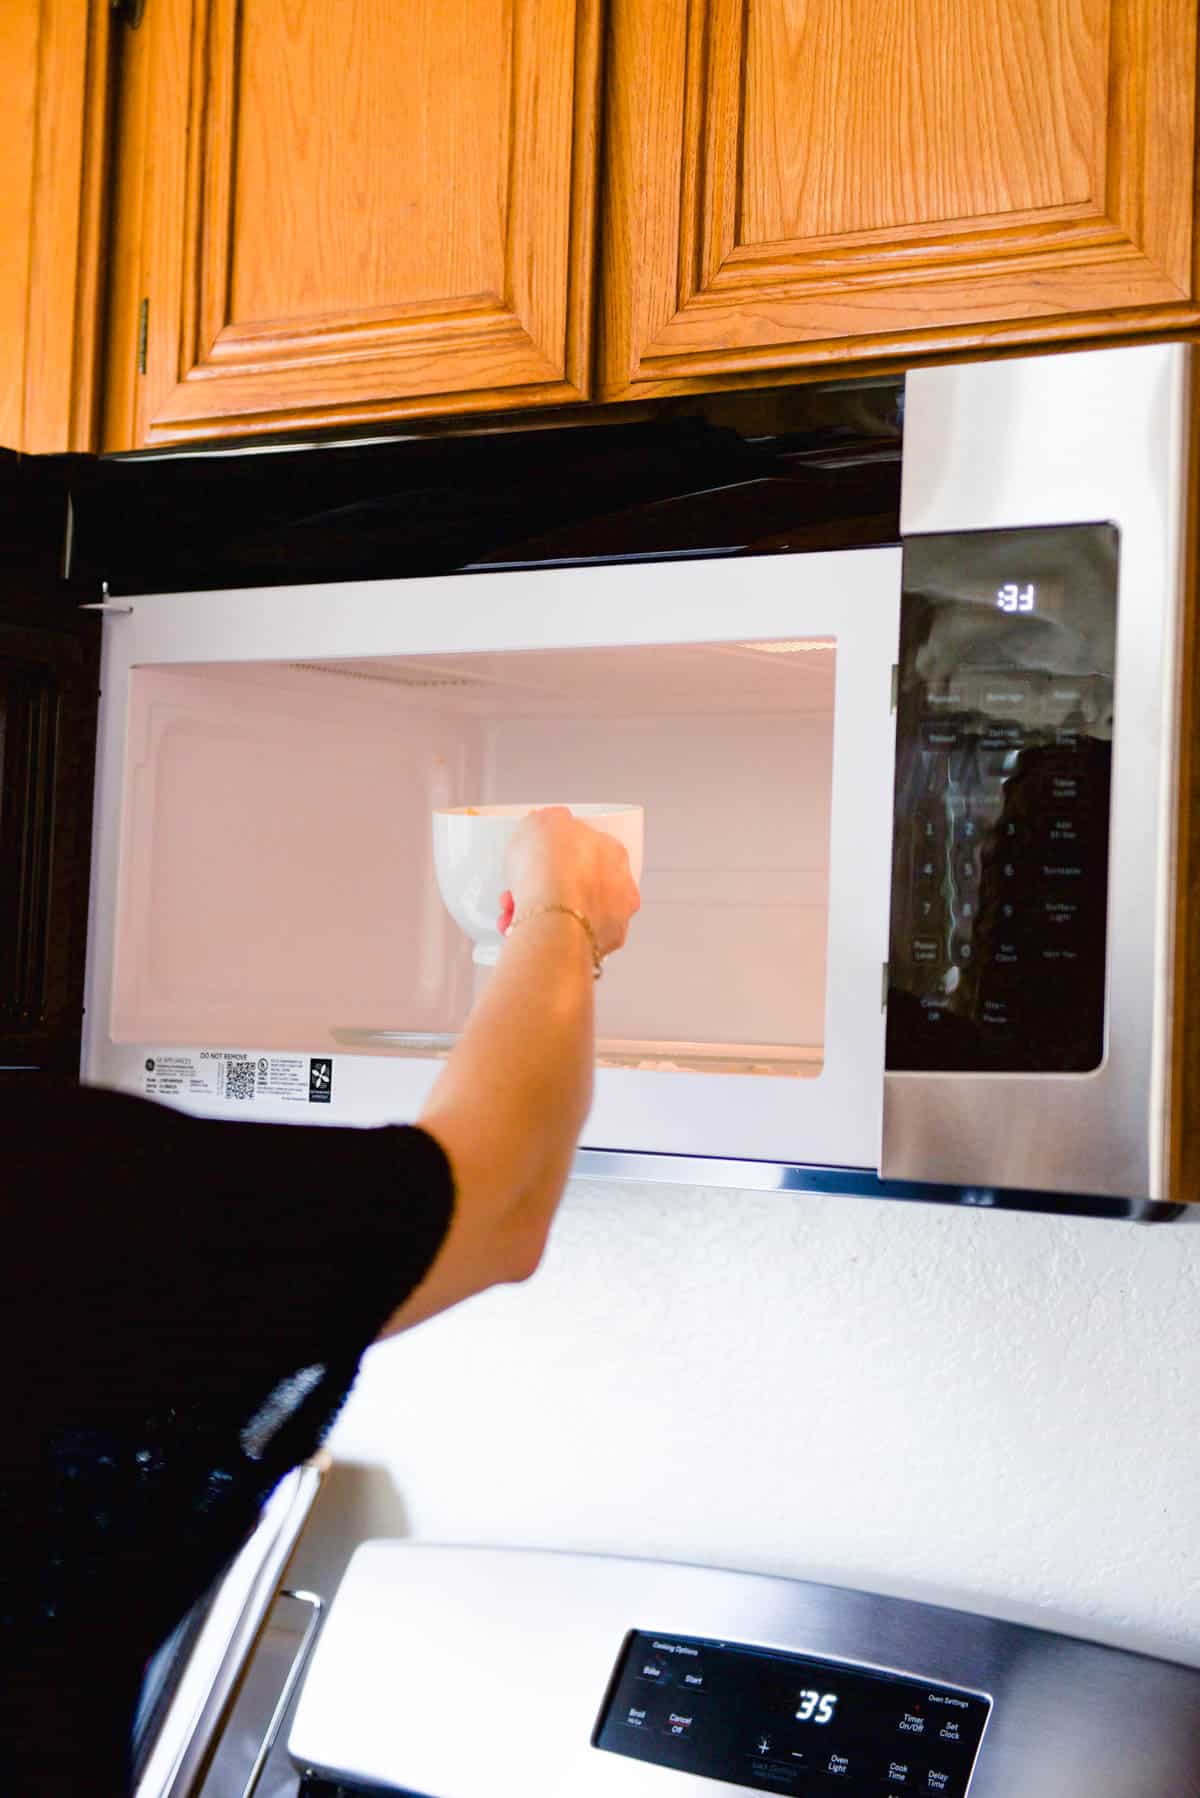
[103, 0, 600, 448]
[600, 0, 1200, 398]
[0, 0, 112, 452]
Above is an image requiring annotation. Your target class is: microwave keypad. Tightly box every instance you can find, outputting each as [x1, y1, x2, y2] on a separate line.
[594, 1631, 990, 1796]
[887, 526, 1117, 1075]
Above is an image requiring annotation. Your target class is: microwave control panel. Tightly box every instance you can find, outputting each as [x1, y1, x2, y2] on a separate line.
[594, 1630, 990, 1795]
[887, 523, 1117, 1074]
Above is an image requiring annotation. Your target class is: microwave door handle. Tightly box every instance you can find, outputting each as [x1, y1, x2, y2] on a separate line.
[239, 1587, 325, 1798]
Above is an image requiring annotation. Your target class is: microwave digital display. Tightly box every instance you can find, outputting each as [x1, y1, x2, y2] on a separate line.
[991, 576, 1065, 617]
[886, 523, 1118, 1075]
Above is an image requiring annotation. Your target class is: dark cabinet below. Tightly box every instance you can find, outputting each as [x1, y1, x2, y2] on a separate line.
[0, 455, 100, 1077]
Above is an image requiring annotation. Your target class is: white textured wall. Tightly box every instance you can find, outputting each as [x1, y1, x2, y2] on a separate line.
[292, 1179, 1200, 1665]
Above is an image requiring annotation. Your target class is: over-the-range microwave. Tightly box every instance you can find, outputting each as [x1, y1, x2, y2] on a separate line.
[79, 343, 1200, 1220]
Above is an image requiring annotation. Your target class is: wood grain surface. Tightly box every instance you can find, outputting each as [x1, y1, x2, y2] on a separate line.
[600, 0, 1200, 398]
[230, 0, 507, 324]
[0, 0, 112, 453]
[0, 0, 40, 452]
[102, 0, 600, 447]
[742, 0, 1102, 243]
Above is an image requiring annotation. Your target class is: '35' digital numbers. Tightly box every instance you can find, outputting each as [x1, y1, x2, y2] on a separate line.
[795, 1689, 838, 1725]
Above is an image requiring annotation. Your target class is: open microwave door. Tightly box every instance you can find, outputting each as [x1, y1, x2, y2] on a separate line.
[84, 548, 901, 1175]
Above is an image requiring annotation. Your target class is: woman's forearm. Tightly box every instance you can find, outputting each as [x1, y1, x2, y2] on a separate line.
[379, 810, 638, 1338]
[416, 911, 596, 1276]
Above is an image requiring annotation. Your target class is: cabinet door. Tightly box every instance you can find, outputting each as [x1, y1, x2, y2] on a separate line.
[0, 0, 112, 453]
[0, 460, 100, 1079]
[601, 0, 1200, 399]
[103, 0, 600, 448]
[0, 631, 99, 1076]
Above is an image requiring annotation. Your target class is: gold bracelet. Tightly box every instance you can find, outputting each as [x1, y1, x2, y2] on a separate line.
[509, 903, 604, 979]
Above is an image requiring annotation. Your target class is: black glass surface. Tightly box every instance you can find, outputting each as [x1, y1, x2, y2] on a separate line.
[68, 379, 901, 594]
[595, 1630, 989, 1795]
[886, 523, 1118, 1075]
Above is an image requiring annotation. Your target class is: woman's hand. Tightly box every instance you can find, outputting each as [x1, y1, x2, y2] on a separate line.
[497, 806, 641, 956]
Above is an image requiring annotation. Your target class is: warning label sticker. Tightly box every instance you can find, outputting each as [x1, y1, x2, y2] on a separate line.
[258, 1056, 309, 1103]
[143, 1050, 312, 1106]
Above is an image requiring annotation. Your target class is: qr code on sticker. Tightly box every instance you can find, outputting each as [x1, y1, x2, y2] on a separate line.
[225, 1059, 256, 1101]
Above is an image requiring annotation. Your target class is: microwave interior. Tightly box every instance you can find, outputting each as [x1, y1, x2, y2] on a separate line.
[111, 637, 840, 1078]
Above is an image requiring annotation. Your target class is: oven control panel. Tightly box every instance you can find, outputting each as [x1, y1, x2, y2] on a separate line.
[886, 523, 1117, 1074]
[594, 1630, 990, 1794]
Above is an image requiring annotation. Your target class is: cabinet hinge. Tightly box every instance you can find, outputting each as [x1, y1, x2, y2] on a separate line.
[136, 298, 149, 375]
[890, 663, 899, 712]
[111, 0, 146, 28]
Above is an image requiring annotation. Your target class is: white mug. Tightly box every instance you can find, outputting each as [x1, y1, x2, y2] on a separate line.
[432, 803, 644, 966]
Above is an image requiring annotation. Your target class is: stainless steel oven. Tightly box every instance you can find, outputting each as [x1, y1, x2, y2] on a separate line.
[277, 1543, 1200, 1798]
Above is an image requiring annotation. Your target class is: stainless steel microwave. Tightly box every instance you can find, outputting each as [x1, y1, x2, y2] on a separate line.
[79, 342, 1199, 1219]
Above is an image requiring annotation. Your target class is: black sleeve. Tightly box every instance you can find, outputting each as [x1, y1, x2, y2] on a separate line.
[0, 1081, 456, 1798]
[7, 1080, 456, 1423]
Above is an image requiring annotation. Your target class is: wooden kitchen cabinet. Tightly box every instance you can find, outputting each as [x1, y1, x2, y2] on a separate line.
[0, 0, 112, 453]
[102, 0, 601, 449]
[599, 0, 1200, 399]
